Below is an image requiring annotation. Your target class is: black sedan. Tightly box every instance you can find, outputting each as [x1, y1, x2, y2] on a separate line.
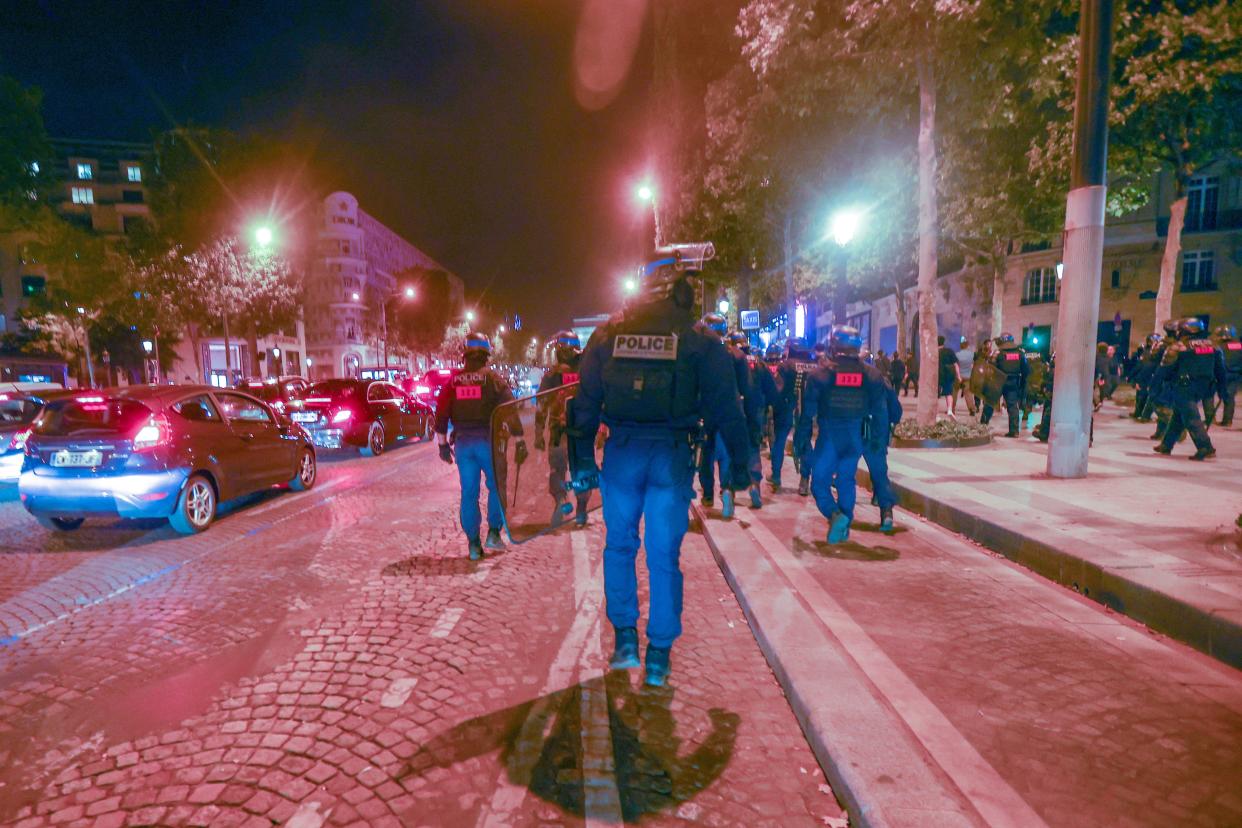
[294, 379, 432, 456]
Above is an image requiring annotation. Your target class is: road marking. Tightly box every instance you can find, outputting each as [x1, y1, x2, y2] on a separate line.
[742, 512, 1048, 828]
[429, 607, 465, 639]
[380, 677, 419, 709]
[574, 538, 623, 826]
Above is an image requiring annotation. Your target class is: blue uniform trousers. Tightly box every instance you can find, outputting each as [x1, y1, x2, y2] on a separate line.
[696, 430, 733, 498]
[770, 416, 792, 483]
[809, 423, 864, 521]
[454, 435, 503, 540]
[601, 435, 693, 648]
[862, 446, 896, 509]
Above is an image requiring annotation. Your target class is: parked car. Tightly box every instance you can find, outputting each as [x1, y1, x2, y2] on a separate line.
[1, 387, 75, 481]
[19, 385, 316, 534]
[239, 375, 309, 416]
[294, 379, 432, 456]
[402, 368, 456, 410]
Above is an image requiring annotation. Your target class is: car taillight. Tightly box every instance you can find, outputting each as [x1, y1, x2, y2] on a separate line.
[8, 428, 31, 452]
[133, 415, 169, 450]
[331, 409, 353, 424]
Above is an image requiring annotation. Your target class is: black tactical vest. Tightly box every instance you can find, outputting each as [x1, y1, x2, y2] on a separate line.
[1179, 340, 1216, 382]
[823, 364, 868, 419]
[1222, 340, 1242, 376]
[601, 330, 697, 424]
[997, 348, 1023, 377]
[449, 369, 499, 426]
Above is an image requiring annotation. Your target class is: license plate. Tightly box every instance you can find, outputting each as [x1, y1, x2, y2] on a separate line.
[51, 449, 102, 468]
[291, 412, 318, 423]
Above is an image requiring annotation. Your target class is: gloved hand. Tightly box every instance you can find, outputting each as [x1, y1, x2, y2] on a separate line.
[438, 443, 454, 464]
[514, 439, 529, 466]
[534, 432, 546, 452]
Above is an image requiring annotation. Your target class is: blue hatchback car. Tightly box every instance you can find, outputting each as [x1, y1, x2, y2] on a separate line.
[19, 385, 317, 534]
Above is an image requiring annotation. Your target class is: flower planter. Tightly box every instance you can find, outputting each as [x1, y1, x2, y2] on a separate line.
[891, 433, 993, 449]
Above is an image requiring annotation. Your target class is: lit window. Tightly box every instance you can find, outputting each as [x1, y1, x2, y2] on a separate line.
[71, 186, 94, 205]
[1180, 251, 1217, 292]
[127, 165, 142, 182]
[76, 163, 93, 180]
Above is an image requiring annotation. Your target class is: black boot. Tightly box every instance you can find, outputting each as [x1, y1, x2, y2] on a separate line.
[644, 643, 671, 687]
[610, 627, 640, 670]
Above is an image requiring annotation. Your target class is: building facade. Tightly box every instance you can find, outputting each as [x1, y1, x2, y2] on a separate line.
[305, 192, 464, 380]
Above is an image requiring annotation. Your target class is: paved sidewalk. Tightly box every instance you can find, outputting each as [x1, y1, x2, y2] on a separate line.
[878, 399, 1242, 667]
[696, 482, 1242, 828]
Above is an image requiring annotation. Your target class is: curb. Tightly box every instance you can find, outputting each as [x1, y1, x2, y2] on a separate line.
[857, 469, 1242, 671]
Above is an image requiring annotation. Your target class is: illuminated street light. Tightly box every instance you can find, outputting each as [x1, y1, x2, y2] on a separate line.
[465, 310, 476, 323]
[498, 324, 506, 333]
[351, 292, 360, 302]
[828, 209, 863, 247]
[636, 182, 655, 203]
[404, 286, 416, 299]
[717, 299, 730, 315]
[142, 340, 153, 354]
[254, 225, 274, 248]
[623, 277, 637, 294]
[634, 179, 662, 246]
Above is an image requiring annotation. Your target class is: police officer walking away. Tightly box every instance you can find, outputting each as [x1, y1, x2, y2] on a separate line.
[1206, 324, 1240, 427]
[729, 330, 775, 510]
[435, 332, 525, 560]
[863, 369, 903, 532]
[569, 244, 750, 687]
[536, 330, 590, 527]
[1154, 318, 1226, 460]
[796, 326, 886, 544]
[980, 333, 1027, 437]
[764, 343, 795, 490]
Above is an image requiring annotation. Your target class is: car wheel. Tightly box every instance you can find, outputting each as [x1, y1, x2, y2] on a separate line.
[169, 473, 216, 534]
[290, 447, 317, 491]
[360, 421, 386, 457]
[35, 515, 84, 531]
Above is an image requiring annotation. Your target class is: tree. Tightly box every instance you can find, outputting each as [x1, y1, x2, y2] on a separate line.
[0, 76, 55, 226]
[389, 268, 456, 355]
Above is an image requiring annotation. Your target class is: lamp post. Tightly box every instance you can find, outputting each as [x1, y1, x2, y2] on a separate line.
[828, 209, 863, 326]
[142, 339, 154, 383]
[379, 285, 417, 378]
[76, 306, 96, 388]
[636, 181, 662, 248]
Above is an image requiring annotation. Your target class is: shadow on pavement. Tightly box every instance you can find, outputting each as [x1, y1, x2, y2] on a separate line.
[399, 670, 738, 822]
[381, 555, 489, 577]
[793, 536, 901, 562]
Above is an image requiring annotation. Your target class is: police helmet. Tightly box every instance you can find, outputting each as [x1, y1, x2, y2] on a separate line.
[785, 337, 813, 361]
[995, 332, 1015, 346]
[726, 331, 750, 352]
[552, 329, 581, 362]
[700, 313, 727, 337]
[1162, 318, 1180, 336]
[764, 343, 783, 363]
[1145, 332, 1163, 347]
[639, 243, 716, 301]
[1176, 317, 1206, 338]
[1214, 324, 1238, 340]
[828, 325, 863, 357]
[464, 331, 492, 358]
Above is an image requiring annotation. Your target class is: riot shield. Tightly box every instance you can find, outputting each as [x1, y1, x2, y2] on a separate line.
[490, 383, 600, 543]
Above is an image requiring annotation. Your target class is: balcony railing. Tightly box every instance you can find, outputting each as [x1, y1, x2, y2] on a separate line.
[1157, 208, 1242, 237]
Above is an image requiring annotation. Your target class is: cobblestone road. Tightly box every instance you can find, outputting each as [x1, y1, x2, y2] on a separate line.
[0, 444, 841, 827]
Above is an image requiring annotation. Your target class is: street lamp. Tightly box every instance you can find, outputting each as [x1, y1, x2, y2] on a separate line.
[379, 285, 417, 376]
[634, 179, 662, 247]
[254, 224, 273, 248]
[623, 277, 637, 294]
[404, 286, 416, 299]
[827, 208, 865, 325]
[465, 310, 476, 323]
[717, 299, 730, 315]
[828, 209, 863, 247]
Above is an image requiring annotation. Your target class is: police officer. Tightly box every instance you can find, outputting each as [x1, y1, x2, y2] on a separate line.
[980, 333, 1027, 437]
[764, 343, 796, 490]
[568, 245, 749, 687]
[780, 338, 819, 496]
[1206, 324, 1240, 427]
[695, 312, 750, 513]
[1145, 320, 1182, 435]
[435, 332, 525, 560]
[1132, 332, 1164, 420]
[729, 331, 775, 510]
[1154, 318, 1226, 460]
[863, 369, 903, 532]
[796, 326, 886, 543]
[536, 330, 590, 527]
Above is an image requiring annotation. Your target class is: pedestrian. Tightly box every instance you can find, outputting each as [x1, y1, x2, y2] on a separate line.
[863, 370, 903, 532]
[696, 314, 754, 518]
[875, 349, 891, 379]
[796, 325, 887, 543]
[903, 350, 919, 397]
[890, 351, 907, 396]
[1206, 324, 1240, 426]
[535, 330, 590, 528]
[1147, 320, 1182, 438]
[980, 333, 1027, 437]
[731, 331, 777, 511]
[937, 335, 960, 418]
[569, 247, 750, 687]
[764, 343, 796, 491]
[1154, 318, 1225, 460]
[953, 336, 976, 416]
[1132, 333, 1164, 420]
[435, 332, 526, 560]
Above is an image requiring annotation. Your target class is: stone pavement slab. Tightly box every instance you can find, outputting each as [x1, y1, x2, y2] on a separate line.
[878, 399, 1242, 668]
[0, 442, 839, 827]
[697, 480, 1242, 828]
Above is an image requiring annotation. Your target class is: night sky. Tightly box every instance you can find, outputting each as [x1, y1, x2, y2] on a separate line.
[0, 0, 663, 334]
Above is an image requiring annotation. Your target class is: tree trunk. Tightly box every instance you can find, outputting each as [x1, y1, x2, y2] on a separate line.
[915, 51, 940, 426]
[990, 240, 1008, 338]
[1154, 194, 1186, 333]
[186, 321, 202, 383]
[783, 212, 796, 337]
[247, 325, 260, 379]
[893, 276, 908, 357]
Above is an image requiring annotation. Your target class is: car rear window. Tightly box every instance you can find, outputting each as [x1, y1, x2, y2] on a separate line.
[0, 397, 41, 425]
[242, 383, 281, 402]
[307, 380, 360, 400]
[33, 398, 152, 437]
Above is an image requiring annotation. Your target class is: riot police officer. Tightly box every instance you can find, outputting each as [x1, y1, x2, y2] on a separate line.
[536, 330, 590, 527]
[729, 331, 775, 510]
[568, 244, 749, 687]
[764, 343, 795, 490]
[1206, 324, 1240, 427]
[980, 333, 1027, 437]
[863, 370, 903, 532]
[1154, 318, 1226, 460]
[1132, 332, 1164, 420]
[696, 314, 751, 518]
[1145, 320, 1182, 434]
[780, 338, 819, 496]
[435, 332, 525, 560]
[796, 326, 886, 543]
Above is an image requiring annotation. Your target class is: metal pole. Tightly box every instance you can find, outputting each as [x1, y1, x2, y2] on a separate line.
[835, 250, 849, 325]
[652, 200, 663, 248]
[153, 328, 161, 384]
[381, 297, 388, 377]
[222, 310, 232, 387]
[1047, 0, 1116, 478]
[81, 321, 96, 389]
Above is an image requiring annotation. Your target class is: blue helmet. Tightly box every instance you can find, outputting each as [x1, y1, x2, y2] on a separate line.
[700, 313, 727, 337]
[1214, 324, 1237, 340]
[464, 331, 492, 358]
[764, 343, 783, 362]
[829, 326, 863, 357]
[995, 332, 1015, 345]
[726, 331, 750, 352]
[552, 329, 581, 362]
[1177, 317, 1206, 338]
[785, 337, 813, 361]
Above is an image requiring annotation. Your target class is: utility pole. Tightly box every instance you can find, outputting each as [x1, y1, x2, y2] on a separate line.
[1047, 0, 1117, 478]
